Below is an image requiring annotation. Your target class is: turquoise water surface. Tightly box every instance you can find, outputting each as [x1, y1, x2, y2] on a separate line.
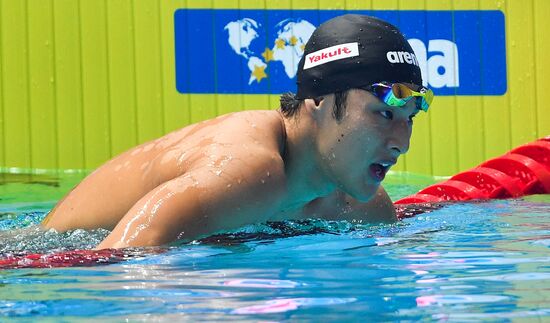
[1, 170, 549, 321]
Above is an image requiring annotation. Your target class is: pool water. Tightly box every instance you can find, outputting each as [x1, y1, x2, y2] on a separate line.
[1, 170, 549, 321]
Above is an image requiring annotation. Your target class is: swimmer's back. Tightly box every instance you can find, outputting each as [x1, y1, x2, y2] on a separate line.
[42, 110, 286, 232]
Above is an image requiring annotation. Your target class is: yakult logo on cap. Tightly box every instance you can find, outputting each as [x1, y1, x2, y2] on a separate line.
[303, 42, 359, 70]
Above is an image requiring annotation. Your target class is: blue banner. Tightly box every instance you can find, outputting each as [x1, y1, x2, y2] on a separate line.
[174, 10, 506, 96]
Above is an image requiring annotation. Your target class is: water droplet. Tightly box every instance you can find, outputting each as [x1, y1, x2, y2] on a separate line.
[359, 28, 363, 32]
[266, 171, 271, 177]
[261, 179, 266, 184]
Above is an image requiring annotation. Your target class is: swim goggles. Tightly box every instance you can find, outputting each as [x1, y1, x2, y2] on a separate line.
[363, 82, 434, 112]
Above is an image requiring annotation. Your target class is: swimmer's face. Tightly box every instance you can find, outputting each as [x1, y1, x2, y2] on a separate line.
[315, 88, 418, 202]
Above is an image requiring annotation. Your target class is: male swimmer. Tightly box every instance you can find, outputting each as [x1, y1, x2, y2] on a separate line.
[42, 14, 433, 249]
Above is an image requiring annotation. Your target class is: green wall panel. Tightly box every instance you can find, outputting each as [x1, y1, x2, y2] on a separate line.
[0, 1, 4, 167]
[28, 0, 57, 169]
[80, 0, 111, 168]
[106, 0, 138, 156]
[1, 0, 31, 169]
[53, 0, 85, 169]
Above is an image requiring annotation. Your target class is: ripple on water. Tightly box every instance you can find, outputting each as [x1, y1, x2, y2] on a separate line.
[0, 224, 109, 254]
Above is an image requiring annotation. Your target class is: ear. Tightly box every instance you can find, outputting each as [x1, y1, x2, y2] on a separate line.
[308, 96, 332, 126]
[304, 97, 325, 112]
[313, 97, 324, 106]
[303, 97, 321, 112]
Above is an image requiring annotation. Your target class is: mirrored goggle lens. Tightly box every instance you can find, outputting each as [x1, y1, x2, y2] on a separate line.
[391, 83, 413, 99]
[372, 83, 433, 112]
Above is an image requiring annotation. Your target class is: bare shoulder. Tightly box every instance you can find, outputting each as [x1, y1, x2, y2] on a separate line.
[302, 186, 397, 223]
[177, 110, 287, 182]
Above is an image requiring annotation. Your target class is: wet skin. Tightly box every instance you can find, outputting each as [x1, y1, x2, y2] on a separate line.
[42, 89, 418, 249]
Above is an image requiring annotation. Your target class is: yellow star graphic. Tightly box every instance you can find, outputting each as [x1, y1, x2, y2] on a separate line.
[262, 47, 274, 62]
[275, 38, 286, 49]
[300, 44, 306, 52]
[289, 36, 298, 46]
[252, 65, 267, 83]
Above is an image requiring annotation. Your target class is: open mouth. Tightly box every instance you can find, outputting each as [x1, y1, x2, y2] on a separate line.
[368, 162, 392, 182]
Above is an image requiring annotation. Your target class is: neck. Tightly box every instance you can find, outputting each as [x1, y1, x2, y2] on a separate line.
[279, 107, 336, 206]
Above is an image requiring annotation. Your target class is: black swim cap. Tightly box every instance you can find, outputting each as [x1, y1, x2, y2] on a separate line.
[296, 14, 423, 99]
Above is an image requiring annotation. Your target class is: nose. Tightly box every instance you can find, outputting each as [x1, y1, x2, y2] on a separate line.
[386, 121, 411, 156]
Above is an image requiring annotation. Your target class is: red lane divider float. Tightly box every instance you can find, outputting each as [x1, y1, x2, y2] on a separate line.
[0, 247, 167, 270]
[395, 136, 550, 206]
[0, 249, 127, 270]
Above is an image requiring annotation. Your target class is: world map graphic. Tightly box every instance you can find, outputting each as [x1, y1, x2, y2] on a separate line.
[224, 18, 316, 84]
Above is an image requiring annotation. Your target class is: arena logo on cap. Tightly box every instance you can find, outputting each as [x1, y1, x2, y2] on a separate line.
[303, 42, 359, 70]
[386, 51, 420, 67]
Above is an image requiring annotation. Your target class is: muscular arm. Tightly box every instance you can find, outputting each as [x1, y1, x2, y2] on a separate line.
[96, 152, 286, 249]
[41, 143, 165, 232]
[97, 176, 202, 249]
[303, 185, 397, 223]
